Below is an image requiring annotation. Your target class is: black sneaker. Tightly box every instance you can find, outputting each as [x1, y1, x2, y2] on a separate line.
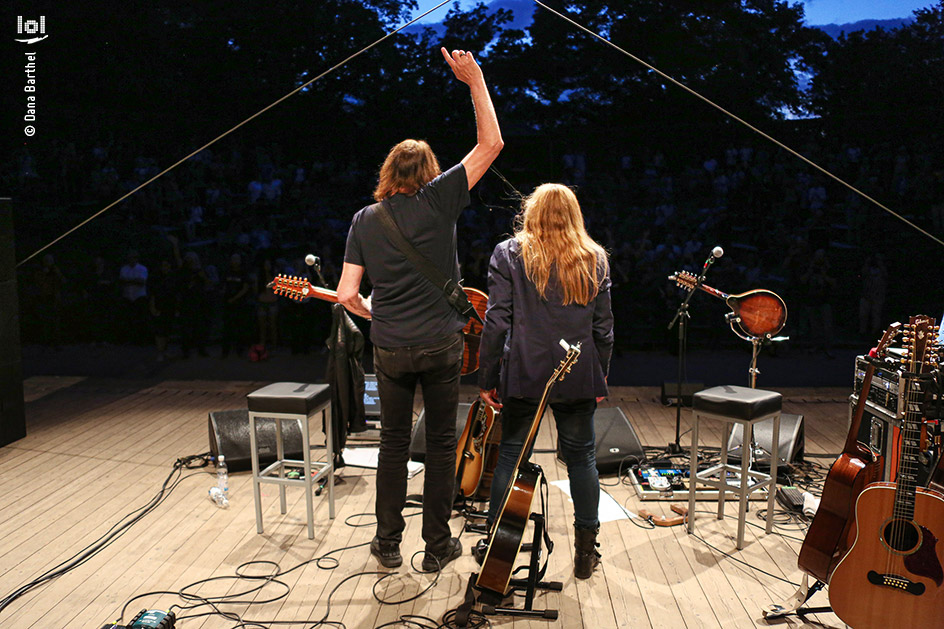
[370, 536, 402, 568]
[422, 537, 462, 572]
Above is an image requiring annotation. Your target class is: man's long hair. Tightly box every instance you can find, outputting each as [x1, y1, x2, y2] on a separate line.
[514, 184, 608, 306]
[373, 139, 441, 201]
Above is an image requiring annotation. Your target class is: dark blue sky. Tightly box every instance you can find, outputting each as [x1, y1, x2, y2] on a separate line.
[414, 0, 937, 25]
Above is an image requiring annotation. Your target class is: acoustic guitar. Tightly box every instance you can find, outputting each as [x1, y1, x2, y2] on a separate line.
[456, 399, 499, 499]
[268, 274, 488, 375]
[829, 315, 944, 628]
[797, 322, 900, 583]
[671, 270, 787, 338]
[476, 340, 581, 597]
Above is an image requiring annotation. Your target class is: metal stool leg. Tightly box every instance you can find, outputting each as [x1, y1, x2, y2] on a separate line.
[276, 416, 287, 514]
[718, 420, 733, 521]
[249, 412, 264, 534]
[688, 411, 699, 536]
[766, 413, 781, 535]
[325, 407, 335, 519]
[737, 422, 751, 550]
[302, 413, 314, 539]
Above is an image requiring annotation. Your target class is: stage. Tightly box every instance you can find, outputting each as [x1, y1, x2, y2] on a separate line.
[0, 377, 851, 628]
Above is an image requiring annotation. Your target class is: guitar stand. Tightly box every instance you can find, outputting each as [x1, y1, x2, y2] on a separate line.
[454, 513, 561, 627]
[763, 573, 831, 619]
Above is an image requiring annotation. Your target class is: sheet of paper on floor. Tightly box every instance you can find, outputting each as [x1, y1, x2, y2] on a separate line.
[342, 447, 424, 479]
[550, 479, 631, 522]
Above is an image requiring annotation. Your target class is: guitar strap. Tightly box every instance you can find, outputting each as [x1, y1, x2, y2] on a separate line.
[373, 199, 484, 325]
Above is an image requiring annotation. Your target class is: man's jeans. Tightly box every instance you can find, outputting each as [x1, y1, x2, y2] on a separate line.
[488, 397, 600, 530]
[373, 332, 463, 552]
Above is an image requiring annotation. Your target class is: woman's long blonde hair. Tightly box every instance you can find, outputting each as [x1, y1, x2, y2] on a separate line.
[514, 184, 608, 306]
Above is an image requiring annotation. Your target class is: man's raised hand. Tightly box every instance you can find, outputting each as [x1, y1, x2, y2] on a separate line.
[441, 47, 484, 86]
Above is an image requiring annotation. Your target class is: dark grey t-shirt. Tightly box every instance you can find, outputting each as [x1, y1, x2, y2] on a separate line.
[344, 163, 471, 347]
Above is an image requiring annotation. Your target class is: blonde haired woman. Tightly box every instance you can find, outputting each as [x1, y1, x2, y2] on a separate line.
[478, 183, 614, 579]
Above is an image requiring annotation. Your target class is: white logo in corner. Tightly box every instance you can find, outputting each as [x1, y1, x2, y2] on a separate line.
[16, 16, 47, 44]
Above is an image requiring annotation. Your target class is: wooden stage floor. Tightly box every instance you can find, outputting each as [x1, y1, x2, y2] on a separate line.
[0, 377, 852, 628]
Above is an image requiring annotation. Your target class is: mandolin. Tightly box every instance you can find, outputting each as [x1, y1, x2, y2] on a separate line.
[670, 270, 787, 338]
[476, 340, 581, 597]
[268, 274, 488, 375]
[797, 322, 900, 583]
[829, 315, 944, 628]
[456, 399, 498, 498]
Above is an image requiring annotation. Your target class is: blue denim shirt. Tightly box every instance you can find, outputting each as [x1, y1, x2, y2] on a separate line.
[477, 238, 614, 399]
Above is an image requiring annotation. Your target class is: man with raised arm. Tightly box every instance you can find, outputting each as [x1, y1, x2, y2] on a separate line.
[338, 47, 502, 571]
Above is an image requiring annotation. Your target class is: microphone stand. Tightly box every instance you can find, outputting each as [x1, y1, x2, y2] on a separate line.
[666, 255, 716, 455]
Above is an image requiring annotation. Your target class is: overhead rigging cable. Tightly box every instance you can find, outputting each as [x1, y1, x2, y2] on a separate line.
[17, 0, 452, 268]
[532, 0, 944, 250]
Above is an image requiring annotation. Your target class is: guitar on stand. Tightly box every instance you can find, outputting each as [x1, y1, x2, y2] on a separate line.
[465, 339, 580, 622]
[766, 323, 903, 619]
[268, 274, 488, 375]
[456, 399, 499, 499]
[828, 315, 944, 628]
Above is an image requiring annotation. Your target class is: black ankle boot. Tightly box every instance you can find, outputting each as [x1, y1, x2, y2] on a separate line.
[574, 526, 601, 579]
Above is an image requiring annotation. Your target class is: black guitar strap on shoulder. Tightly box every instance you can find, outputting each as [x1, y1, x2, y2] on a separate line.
[373, 199, 484, 325]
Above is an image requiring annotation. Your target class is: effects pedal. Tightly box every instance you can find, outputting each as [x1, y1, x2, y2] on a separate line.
[102, 610, 176, 629]
[776, 486, 805, 513]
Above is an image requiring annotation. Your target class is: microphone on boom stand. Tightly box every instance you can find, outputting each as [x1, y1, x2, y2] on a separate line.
[305, 253, 328, 288]
[666, 246, 724, 455]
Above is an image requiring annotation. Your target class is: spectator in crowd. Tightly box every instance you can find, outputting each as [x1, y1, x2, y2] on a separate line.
[858, 253, 888, 340]
[118, 250, 149, 344]
[178, 251, 210, 358]
[220, 253, 251, 358]
[84, 253, 115, 344]
[34, 254, 65, 348]
[149, 258, 178, 362]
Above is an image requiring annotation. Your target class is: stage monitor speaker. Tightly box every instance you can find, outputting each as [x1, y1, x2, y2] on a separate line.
[661, 382, 704, 407]
[409, 402, 471, 463]
[0, 198, 25, 448]
[727, 413, 805, 469]
[208, 409, 304, 473]
[556, 406, 644, 473]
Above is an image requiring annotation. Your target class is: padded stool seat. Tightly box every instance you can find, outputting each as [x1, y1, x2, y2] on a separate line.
[248, 382, 334, 539]
[248, 382, 332, 416]
[688, 385, 781, 549]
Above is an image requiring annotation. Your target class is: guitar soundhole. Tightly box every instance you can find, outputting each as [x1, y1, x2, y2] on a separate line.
[882, 519, 921, 554]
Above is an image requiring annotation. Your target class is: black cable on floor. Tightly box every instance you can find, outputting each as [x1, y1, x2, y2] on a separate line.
[0, 453, 212, 616]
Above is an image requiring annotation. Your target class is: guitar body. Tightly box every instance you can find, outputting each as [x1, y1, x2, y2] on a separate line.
[829, 483, 944, 628]
[473, 419, 503, 502]
[798, 445, 883, 582]
[455, 400, 497, 498]
[476, 465, 539, 596]
[726, 290, 787, 338]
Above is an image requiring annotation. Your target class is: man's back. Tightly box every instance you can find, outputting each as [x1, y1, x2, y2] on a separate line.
[344, 164, 470, 347]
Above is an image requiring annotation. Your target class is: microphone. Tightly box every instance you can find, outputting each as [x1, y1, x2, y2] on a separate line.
[305, 253, 327, 288]
[703, 246, 724, 270]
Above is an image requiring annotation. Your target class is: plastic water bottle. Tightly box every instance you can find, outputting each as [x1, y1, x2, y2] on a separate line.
[209, 455, 229, 508]
[209, 486, 228, 508]
[217, 455, 229, 498]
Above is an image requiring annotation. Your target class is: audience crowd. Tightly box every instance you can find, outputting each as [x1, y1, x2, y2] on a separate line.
[9, 131, 943, 361]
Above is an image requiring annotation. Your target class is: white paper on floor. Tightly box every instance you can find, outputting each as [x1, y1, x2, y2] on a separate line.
[550, 479, 632, 523]
[342, 447, 424, 479]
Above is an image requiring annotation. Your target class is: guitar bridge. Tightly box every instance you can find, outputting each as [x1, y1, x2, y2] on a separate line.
[867, 570, 926, 596]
